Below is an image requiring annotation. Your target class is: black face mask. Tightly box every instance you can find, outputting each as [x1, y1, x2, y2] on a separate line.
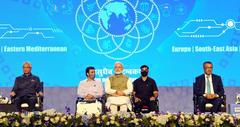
[141, 71, 148, 77]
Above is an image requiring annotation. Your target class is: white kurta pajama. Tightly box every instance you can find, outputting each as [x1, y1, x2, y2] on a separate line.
[105, 75, 133, 113]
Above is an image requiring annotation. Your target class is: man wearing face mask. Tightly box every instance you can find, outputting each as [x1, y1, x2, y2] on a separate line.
[133, 65, 158, 113]
[105, 62, 133, 114]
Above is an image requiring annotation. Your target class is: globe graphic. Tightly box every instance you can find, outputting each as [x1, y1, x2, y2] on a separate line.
[99, 0, 136, 36]
[75, 0, 160, 60]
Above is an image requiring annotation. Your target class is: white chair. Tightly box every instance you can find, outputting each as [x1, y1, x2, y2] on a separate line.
[76, 98, 103, 115]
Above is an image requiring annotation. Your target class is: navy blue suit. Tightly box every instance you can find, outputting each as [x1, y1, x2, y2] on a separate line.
[12, 73, 42, 111]
[194, 74, 224, 113]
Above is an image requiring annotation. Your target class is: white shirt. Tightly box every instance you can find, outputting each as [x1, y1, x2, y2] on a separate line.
[77, 79, 103, 98]
[204, 74, 214, 94]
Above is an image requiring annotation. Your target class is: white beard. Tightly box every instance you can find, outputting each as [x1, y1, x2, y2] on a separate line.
[115, 71, 122, 75]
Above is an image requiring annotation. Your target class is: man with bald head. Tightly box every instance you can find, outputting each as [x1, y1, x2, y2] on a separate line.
[10, 62, 43, 112]
[105, 62, 133, 114]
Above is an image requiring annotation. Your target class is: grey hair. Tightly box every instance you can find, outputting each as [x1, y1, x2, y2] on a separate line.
[114, 61, 123, 68]
[23, 61, 32, 68]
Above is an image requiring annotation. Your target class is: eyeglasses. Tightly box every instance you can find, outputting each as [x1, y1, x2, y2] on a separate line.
[205, 67, 213, 69]
[23, 67, 31, 68]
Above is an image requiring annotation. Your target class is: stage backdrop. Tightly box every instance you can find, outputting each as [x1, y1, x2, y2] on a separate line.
[0, 0, 240, 112]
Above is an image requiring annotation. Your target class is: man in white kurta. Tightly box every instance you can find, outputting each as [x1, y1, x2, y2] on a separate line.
[105, 62, 133, 114]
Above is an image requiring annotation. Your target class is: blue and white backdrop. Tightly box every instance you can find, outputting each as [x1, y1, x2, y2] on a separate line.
[1, 0, 240, 113]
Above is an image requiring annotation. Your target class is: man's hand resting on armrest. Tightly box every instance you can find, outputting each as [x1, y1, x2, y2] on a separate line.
[36, 92, 44, 97]
[134, 97, 141, 103]
[10, 91, 16, 97]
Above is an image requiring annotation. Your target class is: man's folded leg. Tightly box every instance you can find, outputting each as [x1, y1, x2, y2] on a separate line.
[110, 105, 118, 114]
[26, 96, 37, 112]
[120, 105, 127, 112]
[149, 100, 158, 112]
[107, 96, 131, 113]
[198, 96, 207, 113]
[134, 101, 143, 113]
[210, 98, 222, 113]
[14, 97, 23, 112]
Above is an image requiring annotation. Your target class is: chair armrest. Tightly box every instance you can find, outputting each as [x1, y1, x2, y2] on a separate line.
[76, 97, 84, 103]
[10, 96, 16, 104]
[37, 96, 43, 104]
[76, 96, 104, 103]
[193, 95, 198, 104]
[220, 95, 226, 105]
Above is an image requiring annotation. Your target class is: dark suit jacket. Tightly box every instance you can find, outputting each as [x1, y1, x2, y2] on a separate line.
[12, 73, 42, 97]
[194, 74, 224, 97]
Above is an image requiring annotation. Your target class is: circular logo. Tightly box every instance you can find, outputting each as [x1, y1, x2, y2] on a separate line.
[75, 0, 160, 60]
[99, 0, 136, 36]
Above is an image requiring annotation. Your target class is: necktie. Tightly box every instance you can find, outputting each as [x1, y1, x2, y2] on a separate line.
[206, 76, 211, 94]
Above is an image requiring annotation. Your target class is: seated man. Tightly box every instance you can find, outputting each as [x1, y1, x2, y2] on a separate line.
[10, 62, 43, 112]
[77, 66, 103, 114]
[133, 65, 158, 113]
[194, 61, 225, 113]
[105, 62, 133, 114]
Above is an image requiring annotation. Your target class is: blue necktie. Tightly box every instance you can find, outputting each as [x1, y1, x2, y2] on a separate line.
[206, 76, 211, 94]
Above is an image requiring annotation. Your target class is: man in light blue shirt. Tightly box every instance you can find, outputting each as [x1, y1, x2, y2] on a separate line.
[77, 66, 103, 100]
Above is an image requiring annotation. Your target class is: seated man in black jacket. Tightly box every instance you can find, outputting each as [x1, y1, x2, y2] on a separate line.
[10, 62, 43, 112]
[133, 65, 159, 113]
[194, 61, 224, 113]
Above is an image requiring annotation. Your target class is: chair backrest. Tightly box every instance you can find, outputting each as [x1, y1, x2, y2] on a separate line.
[39, 82, 44, 103]
[193, 82, 197, 95]
[40, 82, 44, 93]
